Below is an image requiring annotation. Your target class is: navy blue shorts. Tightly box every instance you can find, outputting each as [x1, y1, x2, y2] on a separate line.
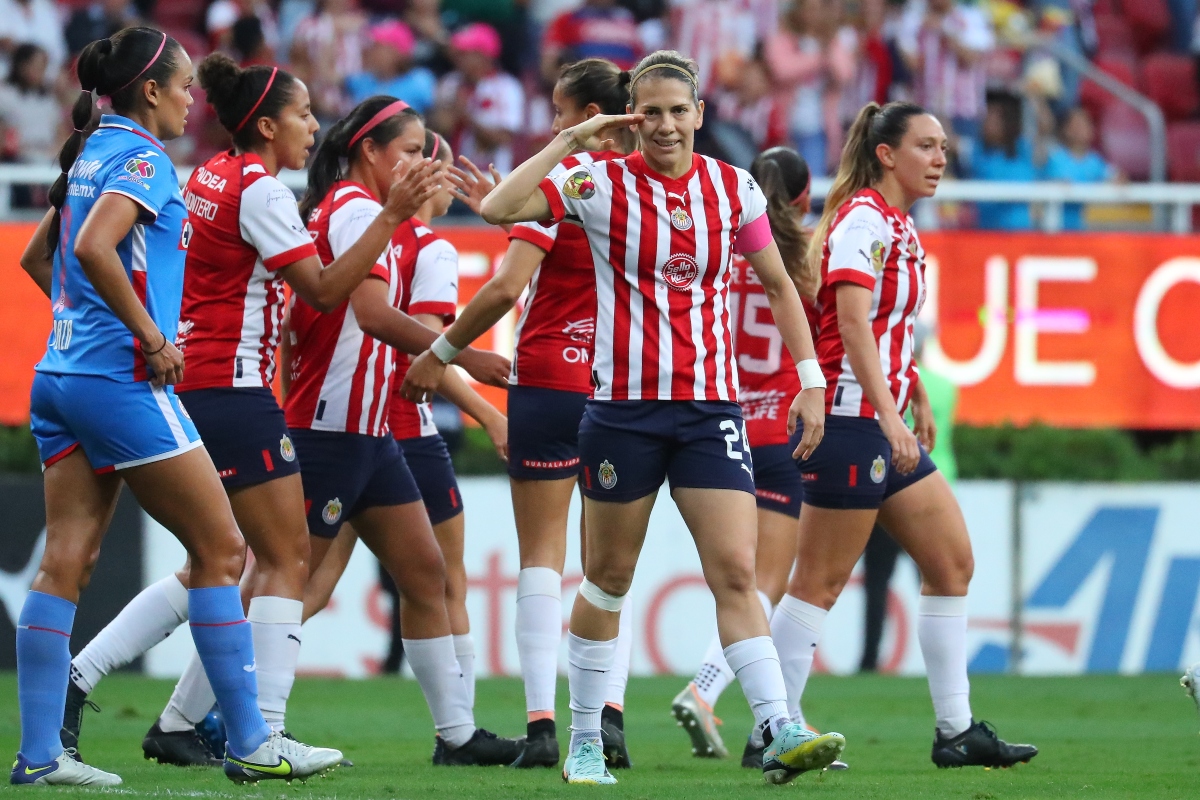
[578, 400, 755, 503]
[290, 429, 423, 538]
[398, 433, 463, 525]
[792, 417, 937, 510]
[507, 385, 588, 481]
[178, 387, 300, 489]
[751, 443, 803, 518]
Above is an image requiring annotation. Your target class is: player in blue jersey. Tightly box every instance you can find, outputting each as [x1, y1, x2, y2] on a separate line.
[12, 28, 340, 787]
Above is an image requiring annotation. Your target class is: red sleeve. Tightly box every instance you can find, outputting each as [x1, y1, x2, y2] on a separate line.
[539, 177, 567, 225]
[510, 224, 555, 252]
[368, 263, 391, 282]
[825, 269, 877, 290]
[263, 242, 318, 271]
[409, 301, 457, 322]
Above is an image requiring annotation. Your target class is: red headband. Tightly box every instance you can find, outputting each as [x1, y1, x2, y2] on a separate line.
[112, 31, 167, 95]
[348, 100, 410, 149]
[235, 67, 278, 133]
[430, 133, 440, 160]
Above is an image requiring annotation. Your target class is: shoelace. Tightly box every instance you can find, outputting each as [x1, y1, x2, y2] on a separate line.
[269, 730, 314, 757]
[573, 741, 608, 776]
[974, 721, 999, 741]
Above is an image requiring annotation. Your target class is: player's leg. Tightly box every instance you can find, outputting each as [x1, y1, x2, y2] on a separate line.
[301, 523, 357, 622]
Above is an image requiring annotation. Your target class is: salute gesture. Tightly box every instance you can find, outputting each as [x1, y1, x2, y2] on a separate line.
[560, 112, 644, 153]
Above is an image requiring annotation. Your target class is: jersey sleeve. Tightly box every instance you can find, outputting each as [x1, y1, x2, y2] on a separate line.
[239, 176, 319, 271]
[539, 161, 607, 226]
[328, 197, 390, 281]
[409, 236, 459, 322]
[826, 203, 891, 290]
[510, 219, 560, 252]
[737, 168, 769, 226]
[99, 147, 177, 223]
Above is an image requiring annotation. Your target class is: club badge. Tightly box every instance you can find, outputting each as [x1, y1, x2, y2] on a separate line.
[870, 455, 887, 484]
[563, 169, 596, 200]
[322, 497, 343, 525]
[598, 460, 618, 490]
[871, 241, 885, 273]
[670, 206, 693, 231]
[280, 435, 296, 462]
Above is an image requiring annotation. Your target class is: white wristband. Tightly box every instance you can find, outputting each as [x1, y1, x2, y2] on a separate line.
[430, 334, 462, 364]
[797, 359, 826, 390]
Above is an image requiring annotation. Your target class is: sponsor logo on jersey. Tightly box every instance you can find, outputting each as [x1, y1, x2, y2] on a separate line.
[322, 498, 343, 525]
[870, 240, 885, 273]
[66, 182, 96, 198]
[870, 455, 886, 484]
[670, 206, 693, 231]
[562, 318, 595, 344]
[280, 435, 296, 462]
[124, 157, 155, 179]
[68, 158, 103, 181]
[562, 169, 596, 200]
[178, 219, 192, 250]
[662, 253, 699, 292]
[598, 460, 617, 489]
[134, 150, 159, 159]
[243, 661, 256, 672]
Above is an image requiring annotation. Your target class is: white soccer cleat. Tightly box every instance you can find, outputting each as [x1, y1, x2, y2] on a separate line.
[10, 750, 122, 786]
[222, 730, 343, 784]
[1182, 663, 1200, 722]
[671, 683, 728, 758]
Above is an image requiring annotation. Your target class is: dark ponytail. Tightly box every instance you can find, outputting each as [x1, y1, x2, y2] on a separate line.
[750, 147, 814, 300]
[46, 27, 183, 258]
[299, 95, 421, 220]
[197, 52, 297, 150]
[557, 57, 636, 153]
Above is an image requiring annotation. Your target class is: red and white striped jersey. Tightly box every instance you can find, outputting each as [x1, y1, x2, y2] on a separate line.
[539, 152, 767, 402]
[389, 219, 459, 440]
[509, 150, 621, 394]
[815, 188, 927, 419]
[176, 151, 317, 390]
[285, 181, 398, 436]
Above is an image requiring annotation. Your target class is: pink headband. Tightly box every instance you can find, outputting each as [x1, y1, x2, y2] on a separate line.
[112, 31, 167, 95]
[235, 67, 278, 133]
[430, 134, 440, 160]
[348, 100, 410, 149]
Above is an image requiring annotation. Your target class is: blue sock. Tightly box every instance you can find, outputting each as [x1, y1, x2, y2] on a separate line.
[188, 586, 269, 759]
[17, 591, 75, 764]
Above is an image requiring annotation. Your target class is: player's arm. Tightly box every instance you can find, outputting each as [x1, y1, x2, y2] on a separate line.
[909, 371, 936, 452]
[20, 209, 55, 297]
[479, 112, 642, 224]
[74, 193, 182, 386]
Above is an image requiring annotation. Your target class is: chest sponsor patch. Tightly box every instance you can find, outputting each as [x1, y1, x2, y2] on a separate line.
[662, 253, 699, 292]
[124, 157, 155, 179]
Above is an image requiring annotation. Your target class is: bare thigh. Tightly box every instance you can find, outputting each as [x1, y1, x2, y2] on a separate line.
[788, 505, 878, 610]
[227, 473, 310, 600]
[511, 476, 576, 573]
[878, 471, 974, 597]
[755, 507, 800, 605]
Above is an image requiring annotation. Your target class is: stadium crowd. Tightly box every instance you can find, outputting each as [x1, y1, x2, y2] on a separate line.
[0, 0, 1195, 227]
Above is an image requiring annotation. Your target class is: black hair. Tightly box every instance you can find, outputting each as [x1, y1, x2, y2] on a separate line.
[299, 95, 422, 220]
[423, 129, 450, 161]
[7, 43, 48, 93]
[559, 57, 631, 116]
[197, 52, 298, 151]
[750, 147, 813, 299]
[985, 89, 1022, 158]
[231, 16, 266, 62]
[628, 50, 699, 107]
[47, 27, 185, 258]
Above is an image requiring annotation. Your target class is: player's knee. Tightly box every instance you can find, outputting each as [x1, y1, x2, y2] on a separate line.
[583, 561, 634, 599]
[37, 545, 92, 595]
[708, 551, 757, 598]
[190, 526, 247, 581]
[924, 550, 973, 596]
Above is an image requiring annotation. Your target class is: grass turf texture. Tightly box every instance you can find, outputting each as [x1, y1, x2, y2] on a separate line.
[0, 673, 1195, 798]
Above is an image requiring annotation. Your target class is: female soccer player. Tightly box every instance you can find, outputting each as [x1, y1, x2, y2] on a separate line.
[769, 101, 1038, 769]
[404, 50, 845, 786]
[285, 95, 522, 766]
[13, 28, 336, 786]
[406, 57, 639, 771]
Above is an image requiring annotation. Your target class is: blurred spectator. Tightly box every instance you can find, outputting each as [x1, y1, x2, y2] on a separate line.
[346, 21, 437, 113]
[973, 89, 1037, 230]
[431, 23, 524, 174]
[290, 0, 368, 123]
[764, 0, 855, 176]
[541, 0, 641, 83]
[1041, 106, 1118, 231]
[841, 0, 894, 118]
[232, 15, 276, 65]
[672, 0, 779, 95]
[0, 42, 59, 166]
[441, 0, 527, 76]
[0, 0, 68, 75]
[65, 0, 142, 57]
[619, 0, 669, 53]
[713, 51, 787, 151]
[405, 0, 451, 72]
[207, 1, 279, 55]
[897, 0, 994, 175]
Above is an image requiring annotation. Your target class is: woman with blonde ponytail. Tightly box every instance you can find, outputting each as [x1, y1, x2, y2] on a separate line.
[772, 101, 1039, 770]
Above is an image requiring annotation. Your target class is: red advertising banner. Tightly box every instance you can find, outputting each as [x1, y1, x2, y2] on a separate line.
[1, 225, 1197, 428]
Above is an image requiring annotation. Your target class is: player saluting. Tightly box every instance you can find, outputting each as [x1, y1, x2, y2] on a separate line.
[407, 50, 846, 786]
[14, 28, 335, 787]
[769, 101, 1038, 769]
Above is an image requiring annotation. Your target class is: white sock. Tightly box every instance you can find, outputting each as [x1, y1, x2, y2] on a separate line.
[158, 649, 216, 732]
[567, 633, 616, 752]
[918, 595, 973, 738]
[724, 635, 790, 741]
[453, 634, 476, 709]
[72, 574, 189, 694]
[515, 567, 562, 716]
[403, 635, 476, 747]
[247, 596, 303, 732]
[770, 593, 827, 729]
[691, 590, 771, 708]
[604, 595, 633, 709]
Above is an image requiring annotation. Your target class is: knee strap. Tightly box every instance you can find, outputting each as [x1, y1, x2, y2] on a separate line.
[578, 578, 625, 612]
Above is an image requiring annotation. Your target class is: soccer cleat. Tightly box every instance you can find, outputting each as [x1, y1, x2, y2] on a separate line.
[432, 728, 524, 766]
[762, 722, 846, 785]
[143, 720, 223, 767]
[601, 706, 632, 769]
[223, 729, 342, 784]
[930, 720, 1038, 768]
[10, 751, 121, 786]
[671, 683, 728, 758]
[562, 740, 617, 785]
[743, 732, 848, 771]
[59, 680, 99, 762]
[511, 719, 559, 768]
[1182, 662, 1200, 725]
[195, 711, 227, 760]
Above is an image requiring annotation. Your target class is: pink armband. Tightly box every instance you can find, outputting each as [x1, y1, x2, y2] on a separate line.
[735, 213, 773, 255]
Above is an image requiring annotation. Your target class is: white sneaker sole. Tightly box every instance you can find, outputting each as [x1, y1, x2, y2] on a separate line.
[671, 698, 728, 759]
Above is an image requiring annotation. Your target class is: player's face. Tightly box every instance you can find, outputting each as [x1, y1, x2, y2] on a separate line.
[272, 81, 319, 172]
[631, 77, 704, 175]
[429, 144, 455, 218]
[153, 51, 195, 141]
[373, 118, 426, 193]
[550, 83, 589, 134]
[884, 113, 947, 200]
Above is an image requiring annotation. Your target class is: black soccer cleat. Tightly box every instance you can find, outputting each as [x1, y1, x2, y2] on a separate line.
[600, 706, 632, 769]
[142, 721, 223, 767]
[60, 679, 100, 762]
[510, 719, 559, 768]
[741, 736, 764, 769]
[433, 728, 524, 766]
[931, 720, 1038, 769]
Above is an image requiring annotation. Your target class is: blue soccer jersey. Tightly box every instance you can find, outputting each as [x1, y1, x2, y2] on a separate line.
[36, 114, 190, 382]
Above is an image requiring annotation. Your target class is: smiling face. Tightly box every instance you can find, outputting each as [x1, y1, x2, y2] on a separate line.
[151, 50, 195, 140]
[629, 75, 703, 176]
[360, 116, 426, 199]
[266, 80, 319, 171]
[877, 113, 947, 201]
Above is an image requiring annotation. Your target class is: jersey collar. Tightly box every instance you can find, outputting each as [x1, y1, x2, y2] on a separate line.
[626, 151, 700, 187]
[97, 114, 165, 151]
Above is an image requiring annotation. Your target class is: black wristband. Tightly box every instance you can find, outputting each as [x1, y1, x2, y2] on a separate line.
[141, 332, 168, 355]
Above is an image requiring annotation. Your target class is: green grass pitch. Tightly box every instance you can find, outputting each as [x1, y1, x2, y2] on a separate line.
[1, 673, 1196, 798]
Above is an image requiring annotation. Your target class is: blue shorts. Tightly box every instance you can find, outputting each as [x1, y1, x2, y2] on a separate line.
[578, 400, 755, 503]
[290, 429, 423, 538]
[751, 443, 803, 518]
[793, 416, 937, 510]
[507, 385, 588, 481]
[398, 433, 462, 525]
[178, 387, 300, 489]
[30, 372, 202, 473]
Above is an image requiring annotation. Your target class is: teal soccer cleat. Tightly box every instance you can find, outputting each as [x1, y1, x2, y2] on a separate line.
[761, 722, 845, 785]
[562, 740, 617, 785]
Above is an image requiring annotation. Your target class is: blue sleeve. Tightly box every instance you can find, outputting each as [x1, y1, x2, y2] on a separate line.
[99, 148, 177, 223]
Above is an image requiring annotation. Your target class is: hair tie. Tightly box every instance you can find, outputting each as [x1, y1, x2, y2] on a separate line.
[112, 31, 167, 96]
[629, 62, 696, 88]
[235, 66, 278, 133]
[348, 100, 410, 149]
[72, 127, 85, 134]
[430, 133, 440, 160]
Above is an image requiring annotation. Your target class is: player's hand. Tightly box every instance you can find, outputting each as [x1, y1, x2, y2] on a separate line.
[454, 347, 511, 388]
[383, 157, 442, 223]
[483, 412, 508, 463]
[562, 113, 644, 152]
[911, 393, 937, 452]
[787, 387, 825, 461]
[447, 155, 502, 215]
[400, 350, 447, 403]
[142, 333, 184, 387]
[881, 411, 920, 475]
